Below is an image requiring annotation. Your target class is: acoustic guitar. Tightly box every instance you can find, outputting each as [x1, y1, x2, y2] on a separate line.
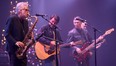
[35, 40, 82, 60]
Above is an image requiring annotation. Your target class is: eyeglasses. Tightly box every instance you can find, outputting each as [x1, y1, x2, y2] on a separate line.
[22, 9, 29, 11]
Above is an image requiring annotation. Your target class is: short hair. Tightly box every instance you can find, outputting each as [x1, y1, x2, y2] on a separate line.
[50, 14, 60, 24]
[15, 2, 28, 14]
[73, 16, 86, 22]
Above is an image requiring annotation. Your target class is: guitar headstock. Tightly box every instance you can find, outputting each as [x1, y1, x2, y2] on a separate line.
[105, 28, 114, 35]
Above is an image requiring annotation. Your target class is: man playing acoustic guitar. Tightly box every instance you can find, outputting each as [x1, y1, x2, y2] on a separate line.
[36, 15, 63, 66]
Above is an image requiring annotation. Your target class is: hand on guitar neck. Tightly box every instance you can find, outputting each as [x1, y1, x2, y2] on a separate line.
[70, 40, 83, 46]
[50, 41, 56, 46]
[96, 39, 106, 49]
[98, 36, 104, 41]
[16, 41, 25, 48]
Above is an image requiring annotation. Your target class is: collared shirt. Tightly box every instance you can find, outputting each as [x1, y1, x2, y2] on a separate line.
[36, 24, 63, 45]
[67, 28, 92, 48]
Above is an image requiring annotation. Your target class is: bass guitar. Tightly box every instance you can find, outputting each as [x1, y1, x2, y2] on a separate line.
[73, 28, 114, 62]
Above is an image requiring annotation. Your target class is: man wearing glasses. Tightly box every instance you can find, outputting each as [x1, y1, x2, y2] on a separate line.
[4, 2, 30, 66]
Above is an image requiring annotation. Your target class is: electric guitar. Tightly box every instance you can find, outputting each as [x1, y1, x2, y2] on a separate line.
[35, 40, 82, 60]
[73, 28, 114, 62]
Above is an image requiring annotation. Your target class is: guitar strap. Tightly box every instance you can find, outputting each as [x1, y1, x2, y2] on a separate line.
[53, 31, 55, 40]
[82, 29, 88, 42]
[78, 29, 88, 44]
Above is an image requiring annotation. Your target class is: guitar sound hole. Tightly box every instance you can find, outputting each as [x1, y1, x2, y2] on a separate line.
[47, 50, 55, 54]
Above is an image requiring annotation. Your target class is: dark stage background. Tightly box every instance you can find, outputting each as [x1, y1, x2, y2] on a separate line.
[0, 0, 116, 66]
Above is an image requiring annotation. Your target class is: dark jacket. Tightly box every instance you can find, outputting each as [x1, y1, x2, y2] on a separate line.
[4, 15, 29, 53]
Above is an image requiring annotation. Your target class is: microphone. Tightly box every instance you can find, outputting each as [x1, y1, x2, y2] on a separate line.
[53, 25, 62, 31]
[83, 22, 87, 25]
[35, 14, 48, 17]
[84, 22, 101, 33]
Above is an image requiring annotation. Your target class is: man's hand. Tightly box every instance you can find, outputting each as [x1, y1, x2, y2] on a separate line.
[16, 41, 25, 48]
[98, 36, 104, 41]
[50, 41, 56, 46]
[70, 40, 83, 46]
[76, 47, 82, 54]
[70, 41, 75, 46]
[96, 39, 106, 49]
[89, 51, 93, 56]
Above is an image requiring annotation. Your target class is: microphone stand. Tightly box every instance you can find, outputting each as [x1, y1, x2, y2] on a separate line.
[54, 27, 59, 66]
[40, 16, 60, 66]
[86, 23, 101, 66]
[93, 28, 98, 66]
